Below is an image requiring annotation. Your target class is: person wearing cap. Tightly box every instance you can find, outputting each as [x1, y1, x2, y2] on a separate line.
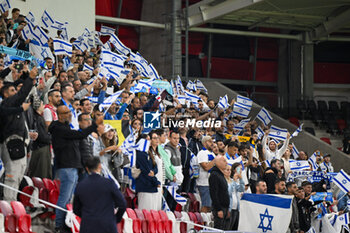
[262, 129, 290, 162]
[320, 154, 333, 173]
[197, 135, 217, 213]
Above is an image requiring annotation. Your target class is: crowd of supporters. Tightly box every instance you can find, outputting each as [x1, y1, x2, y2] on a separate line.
[0, 7, 348, 233]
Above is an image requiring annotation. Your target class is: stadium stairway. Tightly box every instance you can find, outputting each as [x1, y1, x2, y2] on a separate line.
[201, 80, 350, 173]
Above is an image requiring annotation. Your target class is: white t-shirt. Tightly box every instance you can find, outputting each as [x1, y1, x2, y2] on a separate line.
[197, 148, 215, 186]
[43, 108, 54, 122]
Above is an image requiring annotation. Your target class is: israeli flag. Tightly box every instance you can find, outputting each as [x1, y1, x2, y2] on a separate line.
[25, 12, 35, 25]
[308, 153, 319, 171]
[305, 226, 316, 233]
[100, 25, 115, 36]
[184, 90, 201, 106]
[135, 138, 150, 152]
[83, 63, 93, 72]
[333, 169, 350, 194]
[166, 185, 187, 206]
[233, 102, 251, 117]
[60, 27, 68, 41]
[269, 125, 288, 141]
[21, 22, 35, 41]
[347, 199, 350, 210]
[41, 10, 55, 28]
[218, 95, 229, 110]
[109, 34, 130, 56]
[101, 49, 125, 69]
[102, 42, 112, 51]
[186, 80, 197, 92]
[63, 56, 72, 70]
[101, 163, 120, 188]
[144, 63, 160, 80]
[237, 95, 253, 108]
[289, 160, 309, 171]
[0, 0, 10, 14]
[53, 38, 72, 56]
[133, 78, 155, 93]
[256, 126, 264, 139]
[100, 89, 124, 110]
[292, 143, 299, 158]
[226, 154, 243, 167]
[234, 118, 251, 132]
[74, 42, 89, 53]
[238, 193, 293, 233]
[0, 158, 4, 177]
[51, 20, 66, 30]
[334, 213, 350, 232]
[33, 26, 49, 46]
[83, 27, 91, 37]
[196, 79, 208, 94]
[256, 107, 273, 126]
[291, 123, 304, 139]
[29, 40, 55, 62]
[93, 32, 103, 46]
[175, 75, 185, 94]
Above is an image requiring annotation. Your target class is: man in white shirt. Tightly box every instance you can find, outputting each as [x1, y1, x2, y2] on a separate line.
[197, 136, 216, 213]
[43, 89, 61, 127]
[320, 154, 334, 173]
[262, 130, 290, 162]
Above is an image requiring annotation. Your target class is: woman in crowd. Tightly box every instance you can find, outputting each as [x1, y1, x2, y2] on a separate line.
[229, 162, 245, 230]
[131, 118, 142, 137]
[148, 130, 164, 210]
[135, 134, 160, 210]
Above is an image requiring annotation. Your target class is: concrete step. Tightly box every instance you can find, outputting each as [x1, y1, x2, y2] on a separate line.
[315, 130, 331, 138]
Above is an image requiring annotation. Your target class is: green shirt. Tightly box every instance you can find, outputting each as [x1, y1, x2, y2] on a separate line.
[158, 144, 177, 181]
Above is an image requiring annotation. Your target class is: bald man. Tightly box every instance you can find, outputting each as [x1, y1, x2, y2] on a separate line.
[209, 156, 230, 230]
[49, 105, 103, 231]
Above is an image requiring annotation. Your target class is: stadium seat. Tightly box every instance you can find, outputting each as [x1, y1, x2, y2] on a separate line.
[194, 212, 204, 227]
[200, 212, 210, 226]
[188, 212, 200, 230]
[206, 212, 214, 227]
[311, 111, 322, 125]
[126, 208, 141, 233]
[166, 211, 180, 233]
[10, 201, 34, 233]
[181, 212, 192, 232]
[317, 100, 328, 112]
[19, 186, 35, 208]
[122, 212, 134, 233]
[296, 99, 307, 114]
[337, 119, 347, 132]
[0, 213, 4, 233]
[158, 210, 173, 233]
[307, 100, 317, 112]
[124, 188, 137, 209]
[53, 179, 60, 192]
[42, 178, 59, 219]
[143, 209, 163, 233]
[32, 177, 50, 205]
[187, 193, 199, 213]
[117, 219, 124, 233]
[174, 211, 186, 233]
[0, 200, 17, 233]
[320, 137, 332, 145]
[134, 208, 154, 233]
[327, 119, 338, 134]
[150, 210, 168, 233]
[328, 101, 340, 112]
[288, 117, 300, 127]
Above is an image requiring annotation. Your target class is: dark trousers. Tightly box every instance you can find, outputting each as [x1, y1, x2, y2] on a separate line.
[229, 209, 239, 230]
[213, 209, 231, 230]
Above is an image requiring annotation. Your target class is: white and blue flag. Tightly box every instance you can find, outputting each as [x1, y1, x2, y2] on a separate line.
[238, 193, 293, 233]
[268, 125, 288, 141]
[289, 160, 309, 171]
[308, 153, 319, 171]
[33, 26, 49, 46]
[41, 10, 55, 28]
[130, 52, 148, 75]
[291, 123, 304, 139]
[0, 0, 10, 14]
[234, 118, 251, 132]
[100, 25, 115, 36]
[292, 143, 299, 158]
[101, 49, 125, 70]
[83, 63, 93, 72]
[333, 169, 350, 193]
[29, 40, 55, 62]
[0, 158, 4, 177]
[74, 41, 89, 52]
[51, 20, 66, 30]
[100, 89, 124, 110]
[101, 163, 120, 188]
[166, 185, 187, 206]
[186, 80, 197, 92]
[21, 22, 35, 41]
[256, 107, 273, 126]
[25, 12, 35, 25]
[184, 90, 201, 107]
[256, 126, 264, 139]
[218, 95, 229, 110]
[133, 78, 155, 93]
[233, 102, 250, 117]
[135, 138, 150, 152]
[196, 79, 207, 93]
[237, 95, 252, 108]
[53, 38, 72, 56]
[144, 63, 160, 80]
[109, 34, 130, 56]
[175, 75, 185, 94]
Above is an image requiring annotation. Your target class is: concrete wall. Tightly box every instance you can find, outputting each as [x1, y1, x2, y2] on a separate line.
[202, 80, 350, 173]
[11, 0, 95, 38]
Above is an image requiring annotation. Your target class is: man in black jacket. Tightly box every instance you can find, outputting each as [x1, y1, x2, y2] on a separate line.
[263, 158, 281, 193]
[209, 155, 230, 230]
[73, 157, 126, 233]
[49, 105, 103, 232]
[0, 67, 37, 201]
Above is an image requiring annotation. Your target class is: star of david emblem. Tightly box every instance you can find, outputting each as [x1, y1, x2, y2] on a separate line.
[60, 44, 64, 48]
[39, 34, 42, 38]
[342, 179, 347, 184]
[276, 131, 281, 135]
[112, 57, 117, 62]
[258, 208, 273, 232]
[44, 17, 48, 21]
[149, 72, 154, 76]
[239, 109, 243, 112]
[31, 19, 34, 22]
[243, 100, 247, 103]
[339, 216, 344, 221]
[296, 162, 301, 166]
[26, 30, 29, 34]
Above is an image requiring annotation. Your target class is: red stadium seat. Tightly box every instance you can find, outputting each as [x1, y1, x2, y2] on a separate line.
[320, 137, 332, 145]
[337, 119, 347, 132]
[288, 117, 300, 127]
[117, 219, 124, 233]
[143, 209, 162, 233]
[158, 210, 173, 233]
[134, 208, 155, 233]
[0, 200, 17, 233]
[187, 193, 199, 213]
[150, 210, 167, 233]
[124, 188, 137, 209]
[126, 208, 141, 233]
[19, 186, 35, 208]
[54, 179, 61, 192]
[42, 178, 58, 220]
[11, 201, 34, 233]
[188, 212, 201, 231]
[174, 211, 186, 233]
[194, 212, 204, 226]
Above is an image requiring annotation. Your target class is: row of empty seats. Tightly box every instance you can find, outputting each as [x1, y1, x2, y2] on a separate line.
[0, 200, 34, 233]
[120, 208, 213, 233]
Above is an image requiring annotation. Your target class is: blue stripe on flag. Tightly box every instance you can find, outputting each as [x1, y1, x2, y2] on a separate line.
[241, 193, 292, 209]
